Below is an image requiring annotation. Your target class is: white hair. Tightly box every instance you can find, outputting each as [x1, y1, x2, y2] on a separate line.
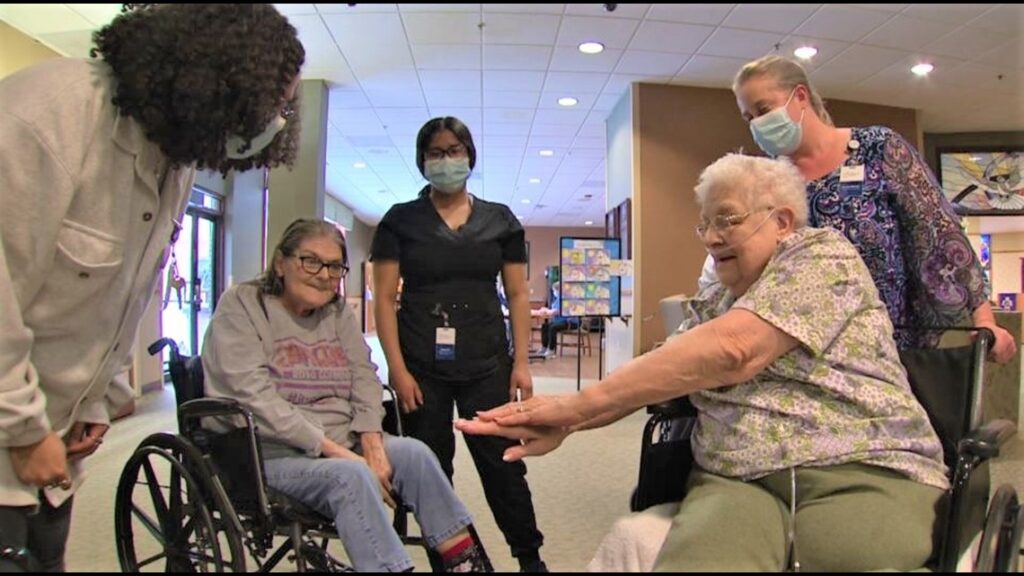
[694, 153, 809, 228]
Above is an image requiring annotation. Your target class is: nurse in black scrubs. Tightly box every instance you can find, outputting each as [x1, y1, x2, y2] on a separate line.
[371, 117, 547, 572]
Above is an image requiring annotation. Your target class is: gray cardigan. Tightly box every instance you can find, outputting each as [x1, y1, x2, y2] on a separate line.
[202, 283, 385, 458]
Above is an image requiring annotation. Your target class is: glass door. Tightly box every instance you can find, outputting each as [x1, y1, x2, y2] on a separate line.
[161, 188, 223, 361]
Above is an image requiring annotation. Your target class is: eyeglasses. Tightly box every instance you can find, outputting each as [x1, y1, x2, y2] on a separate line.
[425, 144, 468, 161]
[695, 207, 774, 238]
[294, 255, 348, 279]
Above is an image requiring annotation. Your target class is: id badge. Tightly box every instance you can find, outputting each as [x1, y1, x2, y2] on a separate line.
[838, 164, 864, 198]
[435, 327, 456, 361]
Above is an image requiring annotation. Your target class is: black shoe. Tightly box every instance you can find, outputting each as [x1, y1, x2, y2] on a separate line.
[519, 560, 548, 573]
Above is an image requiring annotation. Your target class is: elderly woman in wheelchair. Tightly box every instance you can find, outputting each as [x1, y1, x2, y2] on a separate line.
[202, 218, 490, 572]
[457, 153, 970, 571]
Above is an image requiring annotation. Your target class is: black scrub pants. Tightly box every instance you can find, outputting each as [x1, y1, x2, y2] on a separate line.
[0, 495, 73, 572]
[403, 359, 544, 560]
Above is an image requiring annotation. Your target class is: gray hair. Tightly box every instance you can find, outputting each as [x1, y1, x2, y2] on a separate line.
[254, 218, 347, 296]
[694, 154, 809, 228]
[733, 55, 833, 127]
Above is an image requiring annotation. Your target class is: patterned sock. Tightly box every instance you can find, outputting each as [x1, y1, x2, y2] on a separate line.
[440, 535, 491, 572]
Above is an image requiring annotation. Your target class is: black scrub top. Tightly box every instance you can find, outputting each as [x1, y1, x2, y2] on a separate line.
[371, 194, 527, 382]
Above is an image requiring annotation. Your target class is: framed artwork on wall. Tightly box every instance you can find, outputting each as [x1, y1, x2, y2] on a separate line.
[937, 148, 1024, 215]
[605, 207, 619, 240]
[618, 198, 632, 260]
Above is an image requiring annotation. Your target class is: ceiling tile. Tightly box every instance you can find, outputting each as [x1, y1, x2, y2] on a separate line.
[65, 4, 122, 27]
[792, 5, 895, 42]
[402, 12, 482, 44]
[555, 15, 641, 50]
[533, 108, 589, 126]
[329, 89, 372, 109]
[321, 14, 415, 73]
[484, 108, 535, 123]
[673, 54, 751, 87]
[972, 40, 1024, 71]
[398, 4, 481, 14]
[483, 90, 541, 108]
[614, 50, 688, 76]
[483, 44, 552, 70]
[809, 44, 911, 85]
[1, 4, 91, 34]
[549, 46, 622, 73]
[964, 4, 1024, 35]
[773, 36, 851, 71]
[922, 26, 1010, 61]
[698, 27, 786, 60]
[483, 70, 547, 92]
[627, 20, 715, 54]
[424, 89, 483, 108]
[483, 4, 566, 15]
[418, 70, 481, 91]
[410, 44, 481, 69]
[901, 3, 997, 25]
[317, 4, 397, 13]
[722, 4, 822, 34]
[482, 13, 560, 45]
[563, 4, 651, 19]
[603, 74, 672, 96]
[645, 4, 735, 26]
[859, 15, 959, 52]
[542, 71, 611, 93]
[364, 89, 428, 108]
[35, 30, 92, 58]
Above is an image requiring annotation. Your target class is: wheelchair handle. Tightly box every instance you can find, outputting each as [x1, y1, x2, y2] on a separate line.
[147, 337, 180, 357]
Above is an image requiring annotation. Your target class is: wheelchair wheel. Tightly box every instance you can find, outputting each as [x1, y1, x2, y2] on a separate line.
[115, 433, 246, 572]
[977, 484, 1018, 572]
[995, 497, 1023, 572]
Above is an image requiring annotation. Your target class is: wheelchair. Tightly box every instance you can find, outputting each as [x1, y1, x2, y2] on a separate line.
[631, 327, 1023, 572]
[114, 338, 489, 572]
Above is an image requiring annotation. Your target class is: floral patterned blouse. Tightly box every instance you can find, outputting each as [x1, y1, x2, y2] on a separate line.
[681, 227, 949, 490]
[808, 126, 987, 349]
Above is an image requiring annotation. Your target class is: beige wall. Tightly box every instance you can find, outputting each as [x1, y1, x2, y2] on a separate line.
[992, 233, 1024, 299]
[0, 21, 60, 78]
[630, 83, 920, 354]
[524, 226, 596, 302]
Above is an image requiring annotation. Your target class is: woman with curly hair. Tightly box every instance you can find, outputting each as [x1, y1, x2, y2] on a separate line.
[0, 4, 303, 571]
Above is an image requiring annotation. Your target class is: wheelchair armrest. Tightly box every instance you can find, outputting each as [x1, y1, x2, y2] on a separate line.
[645, 396, 697, 417]
[179, 398, 252, 422]
[958, 419, 1017, 460]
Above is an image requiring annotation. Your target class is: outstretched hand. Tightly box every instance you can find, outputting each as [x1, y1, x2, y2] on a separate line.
[454, 418, 570, 462]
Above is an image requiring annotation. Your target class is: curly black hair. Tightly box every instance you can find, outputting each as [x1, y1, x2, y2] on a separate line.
[91, 4, 305, 175]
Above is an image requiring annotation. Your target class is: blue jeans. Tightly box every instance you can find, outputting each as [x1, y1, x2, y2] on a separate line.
[263, 435, 473, 572]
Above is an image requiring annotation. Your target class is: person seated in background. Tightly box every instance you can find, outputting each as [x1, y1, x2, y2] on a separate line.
[202, 218, 490, 573]
[457, 154, 949, 572]
[538, 282, 579, 357]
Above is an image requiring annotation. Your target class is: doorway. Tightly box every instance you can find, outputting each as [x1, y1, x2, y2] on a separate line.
[160, 188, 224, 359]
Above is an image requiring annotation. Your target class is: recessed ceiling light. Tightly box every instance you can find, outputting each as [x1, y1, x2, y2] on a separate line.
[353, 162, 366, 169]
[529, 178, 541, 184]
[558, 96, 579, 107]
[521, 198, 531, 204]
[793, 46, 818, 60]
[539, 150, 554, 157]
[584, 220, 594, 226]
[578, 41, 605, 55]
[911, 63, 934, 76]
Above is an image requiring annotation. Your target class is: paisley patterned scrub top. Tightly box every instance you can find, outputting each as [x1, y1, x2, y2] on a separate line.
[808, 126, 987, 349]
[681, 227, 950, 490]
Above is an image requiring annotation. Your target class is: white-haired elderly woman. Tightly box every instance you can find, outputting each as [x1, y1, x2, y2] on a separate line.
[456, 154, 949, 572]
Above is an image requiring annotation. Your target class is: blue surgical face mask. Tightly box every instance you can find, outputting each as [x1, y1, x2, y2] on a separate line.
[424, 157, 471, 194]
[225, 114, 287, 160]
[749, 89, 805, 158]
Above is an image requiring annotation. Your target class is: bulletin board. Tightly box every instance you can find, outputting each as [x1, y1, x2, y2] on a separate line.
[559, 237, 622, 318]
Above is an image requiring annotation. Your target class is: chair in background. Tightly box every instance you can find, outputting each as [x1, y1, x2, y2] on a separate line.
[558, 319, 593, 357]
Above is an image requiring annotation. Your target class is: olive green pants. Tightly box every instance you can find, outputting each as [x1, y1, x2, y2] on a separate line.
[654, 463, 945, 572]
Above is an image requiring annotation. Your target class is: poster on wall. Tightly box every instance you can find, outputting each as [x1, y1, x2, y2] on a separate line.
[559, 237, 622, 318]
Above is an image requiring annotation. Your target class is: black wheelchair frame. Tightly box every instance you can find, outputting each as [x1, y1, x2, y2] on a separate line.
[631, 327, 1023, 572]
[113, 338, 490, 572]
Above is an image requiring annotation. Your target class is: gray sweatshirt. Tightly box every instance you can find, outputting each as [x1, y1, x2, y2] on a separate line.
[202, 283, 384, 458]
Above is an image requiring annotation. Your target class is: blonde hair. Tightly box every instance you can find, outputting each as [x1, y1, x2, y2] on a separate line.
[695, 153, 809, 229]
[733, 55, 833, 127]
